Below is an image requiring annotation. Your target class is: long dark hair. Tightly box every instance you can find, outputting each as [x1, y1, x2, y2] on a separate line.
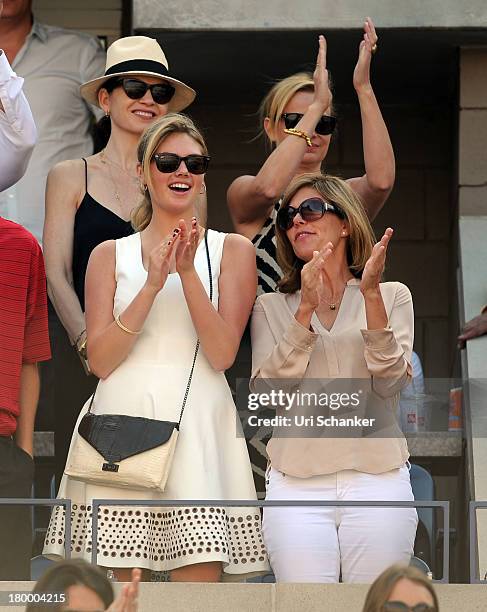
[91, 77, 122, 152]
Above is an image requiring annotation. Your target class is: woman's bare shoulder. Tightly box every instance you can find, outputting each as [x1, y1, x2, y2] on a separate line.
[223, 232, 255, 252]
[47, 158, 87, 190]
[90, 239, 116, 263]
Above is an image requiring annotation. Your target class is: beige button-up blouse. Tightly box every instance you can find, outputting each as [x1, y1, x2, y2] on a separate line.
[250, 279, 414, 477]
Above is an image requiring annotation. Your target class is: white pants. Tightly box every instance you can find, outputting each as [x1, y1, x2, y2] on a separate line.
[263, 466, 418, 583]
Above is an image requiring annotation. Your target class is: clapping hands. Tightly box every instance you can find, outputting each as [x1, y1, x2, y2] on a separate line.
[175, 217, 202, 275]
[145, 231, 177, 293]
[312, 35, 332, 113]
[360, 227, 393, 295]
[353, 17, 378, 94]
[300, 242, 334, 311]
[144, 217, 203, 293]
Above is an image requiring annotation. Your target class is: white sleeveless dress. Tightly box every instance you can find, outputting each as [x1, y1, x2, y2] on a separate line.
[43, 230, 268, 576]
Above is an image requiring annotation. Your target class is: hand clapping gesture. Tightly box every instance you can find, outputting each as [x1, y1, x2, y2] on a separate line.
[360, 227, 393, 295]
[312, 35, 332, 113]
[353, 17, 378, 94]
[145, 231, 177, 293]
[175, 217, 201, 275]
[300, 243, 334, 311]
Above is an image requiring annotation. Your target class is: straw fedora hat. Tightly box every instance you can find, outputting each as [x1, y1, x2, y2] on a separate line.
[80, 36, 196, 111]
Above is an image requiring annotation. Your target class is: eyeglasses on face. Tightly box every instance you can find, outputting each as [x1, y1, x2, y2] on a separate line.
[152, 153, 210, 175]
[276, 196, 345, 231]
[382, 602, 437, 612]
[112, 78, 175, 105]
[281, 112, 337, 136]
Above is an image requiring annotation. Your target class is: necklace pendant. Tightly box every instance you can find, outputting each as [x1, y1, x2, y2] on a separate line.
[329, 304, 336, 311]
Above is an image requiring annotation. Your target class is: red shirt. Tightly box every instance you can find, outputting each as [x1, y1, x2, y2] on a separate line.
[0, 217, 51, 436]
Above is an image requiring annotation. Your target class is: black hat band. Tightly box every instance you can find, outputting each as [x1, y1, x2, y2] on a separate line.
[105, 59, 170, 77]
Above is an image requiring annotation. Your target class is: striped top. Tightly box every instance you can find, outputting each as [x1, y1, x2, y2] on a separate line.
[0, 217, 51, 436]
[252, 201, 282, 295]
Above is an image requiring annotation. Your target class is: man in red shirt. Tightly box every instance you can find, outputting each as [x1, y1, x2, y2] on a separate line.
[0, 216, 50, 580]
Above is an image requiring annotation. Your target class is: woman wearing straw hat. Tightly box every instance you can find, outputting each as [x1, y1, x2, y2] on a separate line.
[42, 35, 196, 487]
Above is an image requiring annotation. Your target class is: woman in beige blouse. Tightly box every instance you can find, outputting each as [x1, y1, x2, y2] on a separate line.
[250, 173, 417, 583]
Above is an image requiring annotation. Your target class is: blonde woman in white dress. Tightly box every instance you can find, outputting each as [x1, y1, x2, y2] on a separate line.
[44, 114, 268, 582]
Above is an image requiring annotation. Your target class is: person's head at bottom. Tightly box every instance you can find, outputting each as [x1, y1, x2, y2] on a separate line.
[26, 559, 115, 612]
[362, 564, 439, 612]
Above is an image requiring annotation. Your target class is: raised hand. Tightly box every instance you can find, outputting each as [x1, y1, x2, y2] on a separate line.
[300, 243, 334, 311]
[360, 227, 393, 295]
[312, 35, 332, 113]
[107, 568, 140, 612]
[175, 217, 201, 275]
[145, 231, 177, 292]
[353, 17, 378, 94]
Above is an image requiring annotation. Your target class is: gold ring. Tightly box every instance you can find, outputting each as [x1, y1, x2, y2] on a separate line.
[371, 43, 378, 54]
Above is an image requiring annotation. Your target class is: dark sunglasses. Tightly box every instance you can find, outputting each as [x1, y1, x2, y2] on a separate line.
[276, 197, 345, 231]
[153, 153, 210, 175]
[382, 603, 436, 612]
[282, 112, 337, 136]
[112, 78, 175, 105]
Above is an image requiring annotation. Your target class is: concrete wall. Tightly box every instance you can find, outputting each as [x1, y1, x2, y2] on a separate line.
[134, 0, 487, 30]
[459, 48, 487, 216]
[32, 0, 122, 43]
[2, 581, 487, 611]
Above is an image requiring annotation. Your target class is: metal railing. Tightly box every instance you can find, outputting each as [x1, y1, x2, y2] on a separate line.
[0, 497, 450, 582]
[0, 498, 72, 560]
[90, 498, 450, 583]
[468, 501, 487, 583]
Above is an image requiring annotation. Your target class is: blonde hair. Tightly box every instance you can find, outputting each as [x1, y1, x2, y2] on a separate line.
[276, 173, 376, 293]
[132, 113, 208, 231]
[259, 72, 334, 145]
[362, 564, 439, 612]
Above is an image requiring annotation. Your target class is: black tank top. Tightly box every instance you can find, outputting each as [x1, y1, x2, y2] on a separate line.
[72, 158, 134, 311]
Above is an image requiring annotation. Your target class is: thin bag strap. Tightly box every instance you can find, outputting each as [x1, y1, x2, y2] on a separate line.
[177, 228, 212, 426]
[87, 229, 213, 420]
[87, 387, 96, 414]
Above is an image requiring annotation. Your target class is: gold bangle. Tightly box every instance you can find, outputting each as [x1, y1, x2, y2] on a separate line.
[74, 329, 86, 347]
[77, 337, 88, 360]
[114, 314, 141, 335]
[283, 128, 312, 147]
